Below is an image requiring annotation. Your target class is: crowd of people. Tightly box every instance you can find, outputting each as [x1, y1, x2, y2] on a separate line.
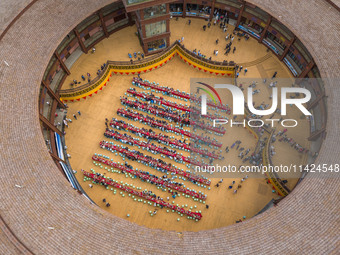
[121, 95, 226, 134]
[128, 87, 228, 121]
[128, 51, 145, 61]
[132, 78, 230, 113]
[69, 63, 106, 87]
[276, 131, 309, 154]
[103, 129, 205, 165]
[99, 141, 211, 186]
[214, 176, 248, 195]
[82, 169, 202, 220]
[107, 119, 222, 160]
[92, 155, 207, 200]
[116, 108, 222, 149]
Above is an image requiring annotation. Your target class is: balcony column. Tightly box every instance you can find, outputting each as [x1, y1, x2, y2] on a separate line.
[210, 0, 216, 20]
[73, 28, 88, 54]
[41, 80, 66, 109]
[236, 2, 246, 28]
[98, 10, 109, 37]
[279, 36, 296, 61]
[54, 51, 70, 75]
[259, 16, 272, 42]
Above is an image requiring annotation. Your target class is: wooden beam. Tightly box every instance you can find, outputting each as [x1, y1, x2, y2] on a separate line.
[50, 152, 65, 163]
[183, 0, 187, 18]
[259, 16, 272, 42]
[236, 2, 246, 27]
[210, 0, 216, 20]
[50, 99, 58, 125]
[73, 28, 88, 54]
[308, 127, 326, 141]
[298, 60, 315, 78]
[39, 114, 62, 136]
[98, 10, 109, 37]
[307, 93, 326, 110]
[279, 36, 296, 61]
[324, 0, 340, 12]
[54, 51, 70, 75]
[42, 80, 65, 109]
[127, 12, 134, 26]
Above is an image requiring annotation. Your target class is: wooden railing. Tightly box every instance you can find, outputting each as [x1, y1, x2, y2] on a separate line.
[262, 130, 290, 196]
[59, 41, 235, 100]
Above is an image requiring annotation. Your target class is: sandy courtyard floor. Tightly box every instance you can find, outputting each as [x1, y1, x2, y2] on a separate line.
[63, 18, 309, 231]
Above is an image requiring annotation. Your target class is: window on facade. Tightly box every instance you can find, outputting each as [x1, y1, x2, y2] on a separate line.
[311, 66, 321, 79]
[102, 2, 124, 16]
[216, 0, 242, 8]
[241, 18, 263, 34]
[145, 20, 166, 38]
[294, 39, 312, 63]
[287, 50, 303, 70]
[144, 4, 166, 19]
[43, 55, 57, 81]
[270, 20, 293, 41]
[127, 0, 152, 5]
[170, 4, 183, 12]
[265, 31, 286, 51]
[245, 6, 268, 22]
[147, 38, 167, 52]
[57, 32, 75, 54]
[77, 14, 99, 32]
